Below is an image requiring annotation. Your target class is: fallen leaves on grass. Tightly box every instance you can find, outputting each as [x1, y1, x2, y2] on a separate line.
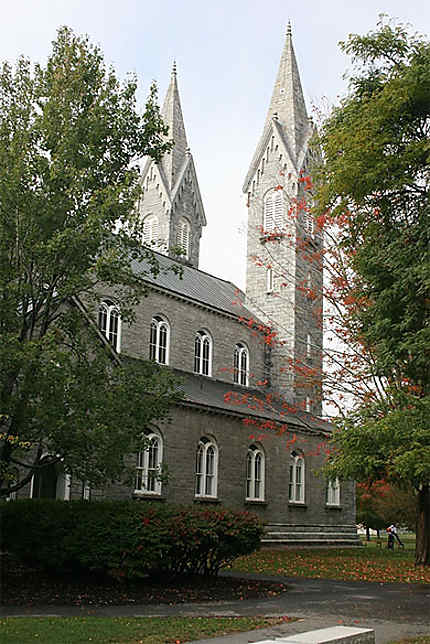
[233, 548, 430, 585]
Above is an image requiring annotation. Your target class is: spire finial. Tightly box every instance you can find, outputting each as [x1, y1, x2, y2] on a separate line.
[286, 20, 292, 36]
[172, 60, 177, 76]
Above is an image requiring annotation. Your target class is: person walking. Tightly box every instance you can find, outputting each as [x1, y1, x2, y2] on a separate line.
[388, 524, 404, 547]
[387, 525, 395, 549]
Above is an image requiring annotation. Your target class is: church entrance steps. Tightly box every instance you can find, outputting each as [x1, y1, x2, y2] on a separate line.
[262, 524, 361, 547]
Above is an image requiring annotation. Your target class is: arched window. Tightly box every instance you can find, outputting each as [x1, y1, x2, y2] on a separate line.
[246, 445, 265, 500]
[143, 214, 159, 245]
[195, 437, 218, 498]
[263, 189, 283, 231]
[176, 217, 191, 259]
[149, 315, 169, 365]
[266, 267, 273, 293]
[326, 478, 340, 506]
[135, 432, 163, 495]
[98, 300, 121, 352]
[234, 343, 249, 386]
[194, 330, 212, 376]
[289, 452, 305, 503]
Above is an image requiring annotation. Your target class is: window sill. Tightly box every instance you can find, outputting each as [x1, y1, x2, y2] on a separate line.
[245, 499, 267, 506]
[132, 492, 165, 501]
[325, 504, 342, 510]
[288, 502, 307, 509]
[193, 497, 220, 504]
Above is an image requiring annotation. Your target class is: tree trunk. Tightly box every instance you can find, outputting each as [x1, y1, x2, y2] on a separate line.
[366, 527, 370, 541]
[415, 484, 430, 566]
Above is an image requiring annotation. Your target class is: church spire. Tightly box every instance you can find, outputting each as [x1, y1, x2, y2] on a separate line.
[264, 22, 308, 159]
[160, 61, 188, 190]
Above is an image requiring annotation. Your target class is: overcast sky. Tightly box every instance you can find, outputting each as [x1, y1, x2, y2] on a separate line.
[1, 1, 429, 289]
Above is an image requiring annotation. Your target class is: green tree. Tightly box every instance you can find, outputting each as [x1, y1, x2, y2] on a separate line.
[314, 18, 430, 565]
[357, 480, 416, 539]
[0, 27, 181, 498]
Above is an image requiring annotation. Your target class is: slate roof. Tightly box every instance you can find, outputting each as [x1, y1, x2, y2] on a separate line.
[132, 251, 255, 320]
[175, 369, 331, 435]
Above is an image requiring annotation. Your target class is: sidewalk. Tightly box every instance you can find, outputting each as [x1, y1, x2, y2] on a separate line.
[3, 572, 430, 644]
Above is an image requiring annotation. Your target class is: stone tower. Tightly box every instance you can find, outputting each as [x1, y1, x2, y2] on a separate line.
[139, 63, 206, 268]
[243, 24, 323, 414]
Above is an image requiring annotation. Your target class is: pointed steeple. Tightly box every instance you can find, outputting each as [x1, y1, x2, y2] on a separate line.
[161, 61, 188, 190]
[139, 63, 206, 269]
[264, 22, 309, 159]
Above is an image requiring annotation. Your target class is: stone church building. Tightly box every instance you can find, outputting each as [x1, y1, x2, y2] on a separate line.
[26, 26, 359, 545]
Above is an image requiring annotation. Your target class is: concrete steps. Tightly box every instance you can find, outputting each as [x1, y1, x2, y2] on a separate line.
[262, 524, 361, 547]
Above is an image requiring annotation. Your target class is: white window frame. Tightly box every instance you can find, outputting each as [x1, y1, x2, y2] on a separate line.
[263, 189, 284, 232]
[194, 330, 213, 376]
[326, 478, 340, 506]
[234, 343, 249, 386]
[176, 217, 191, 259]
[98, 301, 121, 352]
[82, 482, 91, 501]
[289, 452, 305, 503]
[149, 315, 170, 365]
[195, 437, 218, 498]
[135, 432, 163, 495]
[246, 445, 265, 501]
[143, 214, 159, 246]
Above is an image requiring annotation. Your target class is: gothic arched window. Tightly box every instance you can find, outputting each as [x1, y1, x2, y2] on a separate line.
[135, 431, 163, 495]
[263, 189, 284, 231]
[246, 445, 265, 500]
[98, 300, 121, 352]
[195, 437, 218, 498]
[289, 451, 305, 503]
[234, 343, 249, 386]
[176, 217, 191, 259]
[194, 330, 212, 376]
[143, 214, 159, 246]
[149, 315, 170, 365]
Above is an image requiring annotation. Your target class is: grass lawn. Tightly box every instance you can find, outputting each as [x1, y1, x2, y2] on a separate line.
[0, 615, 293, 644]
[232, 536, 430, 584]
[394, 640, 430, 644]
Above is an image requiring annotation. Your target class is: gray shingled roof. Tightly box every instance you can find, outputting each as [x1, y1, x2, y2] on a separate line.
[175, 369, 331, 434]
[132, 251, 254, 320]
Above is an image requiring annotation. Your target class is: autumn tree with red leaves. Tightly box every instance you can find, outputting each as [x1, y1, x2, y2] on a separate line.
[312, 18, 430, 566]
[241, 17, 429, 566]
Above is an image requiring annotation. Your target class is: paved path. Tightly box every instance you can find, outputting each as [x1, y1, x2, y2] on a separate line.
[2, 572, 430, 644]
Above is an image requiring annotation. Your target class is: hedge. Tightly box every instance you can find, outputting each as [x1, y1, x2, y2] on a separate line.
[1, 499, 263, 577]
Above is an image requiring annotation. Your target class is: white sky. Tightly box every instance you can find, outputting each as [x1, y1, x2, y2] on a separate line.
[1, 0, 429, 290]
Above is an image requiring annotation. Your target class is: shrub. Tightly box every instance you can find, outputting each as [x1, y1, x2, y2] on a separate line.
[1, 500, 263, 578]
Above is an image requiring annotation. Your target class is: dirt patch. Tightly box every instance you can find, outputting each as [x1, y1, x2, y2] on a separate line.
[2, 554, 288, 607]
